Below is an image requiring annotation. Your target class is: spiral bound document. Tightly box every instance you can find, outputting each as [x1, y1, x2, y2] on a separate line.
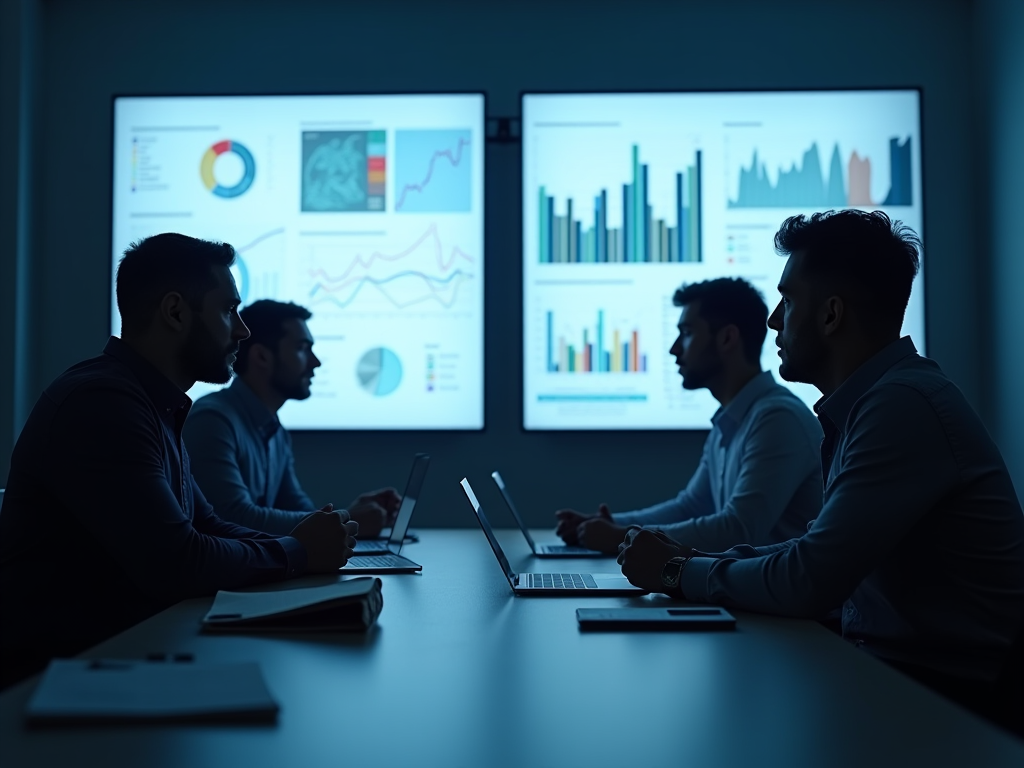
[202, 577, 383, 632]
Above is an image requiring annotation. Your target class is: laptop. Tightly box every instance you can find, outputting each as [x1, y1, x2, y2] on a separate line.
[459, 478, 646, 596]
[352, 455, 428, 554]
[341, 454, 429, 574]
[490, 471, 608, 558]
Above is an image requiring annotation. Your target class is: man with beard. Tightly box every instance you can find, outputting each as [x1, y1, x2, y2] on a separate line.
[554, 277, 823, 555]
[0, 234, 358, 688]
[183, 300, 401, 537]
[617, 211, 1024, 732]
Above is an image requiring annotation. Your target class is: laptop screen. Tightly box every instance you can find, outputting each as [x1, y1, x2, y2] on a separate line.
[460, 478, 517, 588]
[490, 471, 537, 551]
[388, 453, 430, 553]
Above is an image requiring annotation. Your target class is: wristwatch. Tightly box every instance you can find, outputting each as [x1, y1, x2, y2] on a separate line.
[661, 556, 691, 590]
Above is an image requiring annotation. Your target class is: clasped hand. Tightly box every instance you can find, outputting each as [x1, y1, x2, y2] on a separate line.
[289, 504, 360, 572]
[554, 504, 629, 554]
[616, 528, 693, 594]
[346, 487, 402, 539]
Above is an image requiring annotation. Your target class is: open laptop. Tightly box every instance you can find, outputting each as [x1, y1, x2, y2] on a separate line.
[459, 478, 645, 596]
[490, 471, 608, 558]
[341, 454, 429, 574]
[352, 454, 429, 555]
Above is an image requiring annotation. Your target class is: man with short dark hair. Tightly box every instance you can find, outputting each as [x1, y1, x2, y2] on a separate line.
[618, 211, 1024, 728]
[555, 277, 823, 554]
[183, 299, 400, 537]
[0, 234, 357, 688]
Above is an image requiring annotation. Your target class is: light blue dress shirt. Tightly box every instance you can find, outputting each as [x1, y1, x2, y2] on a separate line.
[678, 338, 1024, 681]
[615, 371, 823, 551]
[184, 379, 316, 536]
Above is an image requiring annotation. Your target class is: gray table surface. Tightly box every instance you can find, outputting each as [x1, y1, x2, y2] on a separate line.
[2, 529, 1022, 768]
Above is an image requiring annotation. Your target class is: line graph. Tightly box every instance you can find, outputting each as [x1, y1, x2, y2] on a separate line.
[236, 226, 285, 254]
[309, 269, 474, 310]
[395, 129, 472, 213]
[305, 222, 477, 311]
[307, 222, 474, 281]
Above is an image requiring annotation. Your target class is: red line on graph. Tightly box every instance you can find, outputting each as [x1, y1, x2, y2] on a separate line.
[394, 137, 470, 211]
[306, 222, 474, 284]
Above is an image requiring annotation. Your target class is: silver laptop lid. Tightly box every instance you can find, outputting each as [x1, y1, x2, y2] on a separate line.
[460, 478, 517, 589]
[490, 471, 537, 553]
[388, 453, 430, 554]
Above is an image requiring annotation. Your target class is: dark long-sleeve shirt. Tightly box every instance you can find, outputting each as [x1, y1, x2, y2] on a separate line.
[0, 338, 306, 671]
[678, 338, 1024, 680]
[183, 379, 315, 536]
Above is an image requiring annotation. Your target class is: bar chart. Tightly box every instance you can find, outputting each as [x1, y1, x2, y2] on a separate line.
[545, 310, 647, 374]
[538, 146, 702, 264]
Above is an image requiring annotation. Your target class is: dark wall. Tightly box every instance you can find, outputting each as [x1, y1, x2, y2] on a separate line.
[16, 0, 983, 525]
[977, 0, 1024, 497]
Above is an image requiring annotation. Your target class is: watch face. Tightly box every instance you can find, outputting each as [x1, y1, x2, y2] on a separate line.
[661, 558, 682, 587]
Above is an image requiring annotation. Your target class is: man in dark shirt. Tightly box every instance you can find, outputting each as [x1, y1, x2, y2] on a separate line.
[0, 234, 358, 688]
[183, 300, 401, 537]
[617, 211, 1024, 729]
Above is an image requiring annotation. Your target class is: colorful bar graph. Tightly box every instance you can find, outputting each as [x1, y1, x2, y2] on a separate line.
[538, 146, 702, 264]
[729, 136, 913, 208]
[546, 310, 647, 374]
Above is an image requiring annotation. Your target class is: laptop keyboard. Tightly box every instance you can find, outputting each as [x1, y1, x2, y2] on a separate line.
[528, 573, 599, 589]
[353, 540, 387, 552]
[545, 545, 600, 555]
[347, 555, 405, 568]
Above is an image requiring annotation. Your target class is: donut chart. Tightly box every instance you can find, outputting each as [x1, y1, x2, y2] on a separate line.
[200, 140, 255, 198]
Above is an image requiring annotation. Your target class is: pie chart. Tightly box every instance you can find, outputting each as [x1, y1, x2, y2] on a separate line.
[357, 347, 403, 397]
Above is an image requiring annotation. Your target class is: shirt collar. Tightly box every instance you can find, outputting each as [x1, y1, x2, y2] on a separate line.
[228, 377, 281, 440]
[815, 336, 919, 433]
[103, 337, 191, 418]
[711, 370, 777, 444]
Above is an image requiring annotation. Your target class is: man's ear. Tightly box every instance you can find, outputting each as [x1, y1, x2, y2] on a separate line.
[821, 295, 845, 337]
[716, 324, 742, 356]
[158, 292, 190, 334]
[250, 343, 274, 372]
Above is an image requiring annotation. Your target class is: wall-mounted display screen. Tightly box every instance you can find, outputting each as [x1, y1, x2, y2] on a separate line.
[112, 93, 485, 430]
[522, 90, 924, 430]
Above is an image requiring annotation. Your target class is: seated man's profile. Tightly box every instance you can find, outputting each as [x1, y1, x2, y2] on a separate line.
[618, 211, 1024, 731]
[183, 299, 400, 538]
[0, 234, 357, 689]
[556, 277, 822, 555]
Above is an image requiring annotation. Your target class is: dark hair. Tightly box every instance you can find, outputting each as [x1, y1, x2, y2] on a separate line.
[234, 300, 313, 374]
[773, 210, 921, 333]
[116, 233, 236, 333]
[672, 277, 768, 363]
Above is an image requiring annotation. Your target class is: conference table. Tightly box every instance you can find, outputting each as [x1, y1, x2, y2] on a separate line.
[1, 530, 1022, 768]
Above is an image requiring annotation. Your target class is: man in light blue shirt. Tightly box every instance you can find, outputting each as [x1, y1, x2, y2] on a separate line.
[555, 278, 823, 554]
[618, 211, 1024, 730]
[184, 301, 400, 537]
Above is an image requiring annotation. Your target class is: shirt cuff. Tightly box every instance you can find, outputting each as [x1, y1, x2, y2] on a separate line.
[678, 556, 716, 602]
[276, 536, 308, 578]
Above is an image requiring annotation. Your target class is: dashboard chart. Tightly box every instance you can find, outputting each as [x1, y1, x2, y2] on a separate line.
[112, 94, 484, 430]
[523, 91, 924, 430]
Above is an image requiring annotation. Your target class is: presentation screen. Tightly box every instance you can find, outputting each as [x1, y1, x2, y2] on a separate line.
[112, 93, 484, 430]
[522, 90, 924, 430]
